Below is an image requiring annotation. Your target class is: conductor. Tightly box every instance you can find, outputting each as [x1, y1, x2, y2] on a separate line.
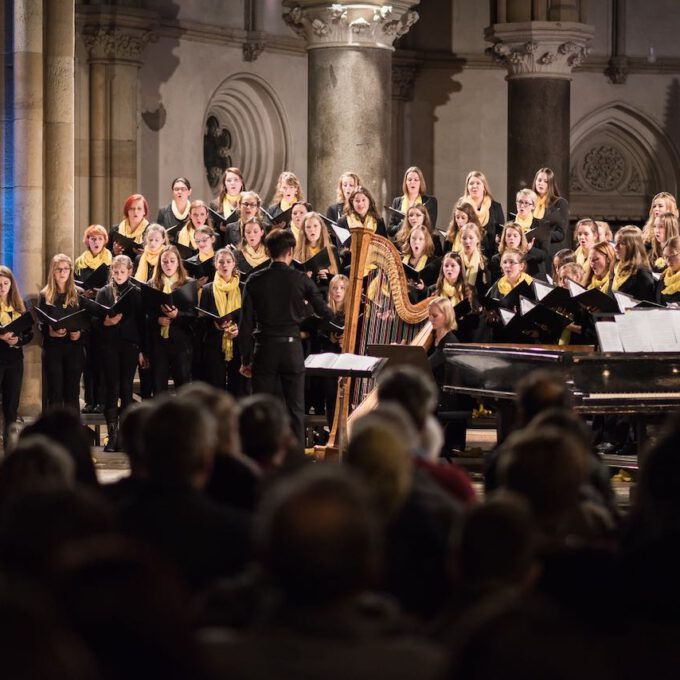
[239, 228, 332, 448]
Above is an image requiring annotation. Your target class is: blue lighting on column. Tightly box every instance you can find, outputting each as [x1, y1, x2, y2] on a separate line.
[2, 1, 15, 271]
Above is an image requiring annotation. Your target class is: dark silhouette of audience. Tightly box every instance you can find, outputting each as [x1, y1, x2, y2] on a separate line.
[0, 371, 678, 679]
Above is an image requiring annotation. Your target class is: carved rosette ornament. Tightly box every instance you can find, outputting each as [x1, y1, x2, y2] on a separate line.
[282, 1, 420, 50]
[484, 22, 594, 79]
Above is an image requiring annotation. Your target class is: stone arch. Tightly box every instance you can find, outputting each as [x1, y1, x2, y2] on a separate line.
[204, 73, 291, 203]
[569, 103, 680, 222]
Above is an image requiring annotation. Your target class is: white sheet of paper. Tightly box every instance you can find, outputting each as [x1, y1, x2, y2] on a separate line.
[595, 321, 623, 352]
[615, 313, 653, 352]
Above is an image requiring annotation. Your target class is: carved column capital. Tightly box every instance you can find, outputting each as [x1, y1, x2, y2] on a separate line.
[77, 5, 159, 64]
[282, 1, 420, 51]
[484, 21, 594, 80]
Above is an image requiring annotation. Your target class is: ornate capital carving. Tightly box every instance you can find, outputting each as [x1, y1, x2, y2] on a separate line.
[392, 63, 418, 101]
[484, 22, 594, 80]
[605, 55, 630, 85]
[242, 32, 267, 62]
[77, 5, 158, 65]
[282, 1, 420, 50]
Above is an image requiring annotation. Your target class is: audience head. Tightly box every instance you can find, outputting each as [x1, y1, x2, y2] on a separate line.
[254, 465, 381, 606]
[516, 370, 571, 428]
[377, 365, 437, 433]
[118, 401, 155, 477]
[142, 396, 217, 488]
[20, 407, 98, 487]
[238, 394, 292, 469]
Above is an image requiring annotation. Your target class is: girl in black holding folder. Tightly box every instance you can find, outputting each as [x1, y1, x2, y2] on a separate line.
[532, 167, 569, 253]
[176, 199, 211, 252]
[210, 167, 245, 223]
[95, 255, 145, 451]
[75, 224, 113, 414]
[462, 170, 505, 258]
[294, 211, 340, 298]
[156, 177, 192, 234]
[338, 187, 387, 237]
[319, 274, 349, 428]
[646, 212, 679, 272]
[0, 266, 32, 441]
[612, 226, 656, 302]
[290, 201, 312, 246]
[268, 171, 304, 230]
[326, 172, 362, 225]
[388, 166, 438, 235]
[112, 194, 150, 256]
[236, 218, 270, 282]
[401, 224, 440, 303]
[133, 223, 168, 284]
[147, 245, 196, 394]
[184, 225, 217, 287]
[393, 204, 442, 256]
[658, 236, 680, 306]
[39, 254, 85, 411]
[444, 199, 480, 254]
[225, 191, 262, 247]
[488, 222, 547, 283]
[198, 247, 244, 396]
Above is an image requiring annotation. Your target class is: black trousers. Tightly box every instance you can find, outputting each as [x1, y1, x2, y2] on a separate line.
[102, 341, 138, 413]
[0, 357, 23, 437]
[151, 336, 192, 394]
[83, 331, 105, 406]
[43, 342, 84, 411]
[201, 343, 245, 397]
[252, 337, 305, 449]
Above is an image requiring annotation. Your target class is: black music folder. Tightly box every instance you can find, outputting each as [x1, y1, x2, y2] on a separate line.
[207, 206, 239, 226]
[75, 264, 110, 291]
[0, 311, 34, 335]
[174, 243, 196, 260]
[483, 279, 535, 311]
[454, 298, 472, 322]
[567, 279, 620, 314]
[78, 288, 133, 318]
[195, 306, 240, 325]
[183, 257, 216, 281]
[385, 205, 405, 221]
[533, 279, 580, 316]
[109, 231, 141, 259]
[35, 307, 90, 332]
[263, 206, 293, 229]
[140, 280, 198, 312]
[402, 262, 423, 283]
[499, 297, 570, 343]
[303, 248, 332, 274]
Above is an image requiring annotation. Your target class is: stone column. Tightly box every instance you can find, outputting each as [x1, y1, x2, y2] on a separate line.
[485, 21, 593, 211]
[10, 0, 45, 416]
[44, 0, 75, 258]
[283, 1, 420, 212]
[79, 6, 157, 227]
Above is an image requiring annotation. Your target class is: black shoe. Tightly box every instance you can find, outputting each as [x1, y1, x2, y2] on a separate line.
[596, 442, 616, 454]
[93, 404, 105, 414]
[81, 403, 96, 414]
[104, 426, 118, 452]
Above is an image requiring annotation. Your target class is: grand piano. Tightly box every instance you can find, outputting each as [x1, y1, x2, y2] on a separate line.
[443, 343, 680, 461]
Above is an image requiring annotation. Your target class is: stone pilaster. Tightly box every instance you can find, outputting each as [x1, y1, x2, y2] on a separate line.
[44, 0, 75, 259]
[485, 21, 594, 220]
[78, 6, 157, 227]
[282, 1, 420, 212]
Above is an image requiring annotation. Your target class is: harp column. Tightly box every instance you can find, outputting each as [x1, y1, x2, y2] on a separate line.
[282, 1, 420, 213]
[485, 10, 593, 215]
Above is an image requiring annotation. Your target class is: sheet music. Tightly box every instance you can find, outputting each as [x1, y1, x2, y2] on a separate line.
[671, 311, 680, 344]
[331, 224, 351, 245]
[533, 279, 553, 301]
[595, 321, 624, 352]
[613, 292, 639, 312]
[305, 352, 383, 373]
[614, 314, 653, 352]
[519, 297, 536, 314]
[567, 278, 587, 296]
[644, 309, 680, 351]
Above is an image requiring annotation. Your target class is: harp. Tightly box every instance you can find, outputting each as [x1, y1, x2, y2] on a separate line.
[321, 226, 433, 459]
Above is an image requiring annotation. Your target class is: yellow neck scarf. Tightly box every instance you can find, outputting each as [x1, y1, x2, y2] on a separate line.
[400, 194, 422, 214]
[118, 218, 148, 243]
[308, 245, 321, 258]
[534, 195, 547, 219]
[574, 245, 589, 267]
[0, 301, 16, 328]
[654, 256, 666, 270]
[280, 199, 293, 212]
[177, 223, 197, 249]
[222, 196, 239, 217]
[662, 267, 680, 296]
[160, 274, 179, 338]
[441, 279, 462, 305]
[199, 250, 214, 263]
[243, 244, 269, 268]
[347, 214, 377, 232]
[403, 254, 427, 271]
[213, 273, 241, 361]
[134, 247, 162, 282]
[472, 196, 492, 227]
[588, 273, 611, 294]
[461, 248, 481, 286]
[75, 248, 112, 275]
[612, 264, 630, 292]
[171, 199, 190, 221]
[497, 272, 533, 297]
[515, 214, 533, 232]
[449, 230, 462, 253]
[291, 224, 301, 245]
